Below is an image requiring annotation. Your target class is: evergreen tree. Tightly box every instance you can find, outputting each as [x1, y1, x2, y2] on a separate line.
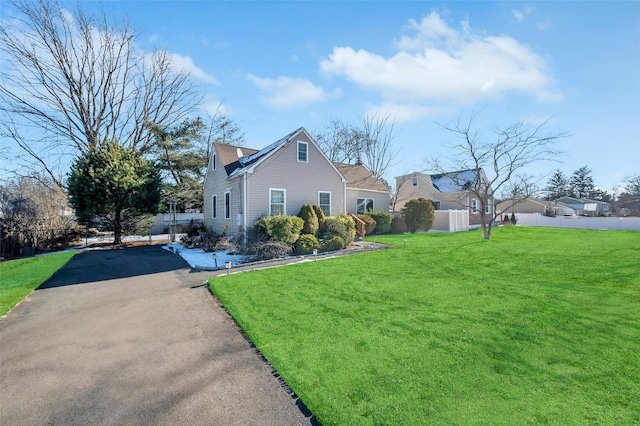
[67, 142, 161, 244]
[570, 166, 595, 199]
[401, 198, 435, 233]
[297, 204, 319, 236]
[545, 169, 570, 199]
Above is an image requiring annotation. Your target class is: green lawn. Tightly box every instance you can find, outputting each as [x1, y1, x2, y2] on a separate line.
[210, 227, 640, 425]
[0, 251, 76, 316]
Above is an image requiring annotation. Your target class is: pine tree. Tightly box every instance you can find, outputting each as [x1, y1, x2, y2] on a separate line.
[67, 141, 161, 244]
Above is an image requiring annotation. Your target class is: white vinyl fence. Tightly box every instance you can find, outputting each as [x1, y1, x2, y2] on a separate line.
[433, 210, 470, 232]
[514, 213, 640, 231]
[150, 213, 204, 234]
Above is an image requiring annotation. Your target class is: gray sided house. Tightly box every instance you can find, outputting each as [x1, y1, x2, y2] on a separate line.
[394, 169, 494, 226]
[335, 162, 391, 214]
[496, 197, 575, 217]
[203, 127, 390, 235]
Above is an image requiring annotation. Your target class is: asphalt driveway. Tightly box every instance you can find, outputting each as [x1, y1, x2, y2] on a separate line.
[0, 246, 314, 425]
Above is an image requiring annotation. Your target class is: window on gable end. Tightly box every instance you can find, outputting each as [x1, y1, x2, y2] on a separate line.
[297, 141, 308, 163]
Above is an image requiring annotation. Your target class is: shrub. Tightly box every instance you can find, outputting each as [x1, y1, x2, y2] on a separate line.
[184, 219, 207, 238]
[357, 214, 377, 235]
[254, 215, 304, 244]
[510, 213, 517, 225]
[368, 209, 392, 234]
[503, 213, 511, 225]
[294, 234, 320, 255]
[312, 205, 327, 235]
[321, 235, 344, 252]
[249, 240, 292, 260]
[324, 213, 356, 246]
[390, 216, 407, 234]
[297, 204, 319, 236]
[401, 198, 435, 233]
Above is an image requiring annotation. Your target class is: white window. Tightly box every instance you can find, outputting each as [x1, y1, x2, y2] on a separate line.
[471, 199, 479, 213]
[225, 191, 230, 219]
[412, 176, 418, 186]
[356, 198, 374, 214]
[318, 192, 331, 216]
[270, 189, 286, 216]
[297, 141, 308, 163]
[485, 199, 493, 215]
[212, 195, 217, 218]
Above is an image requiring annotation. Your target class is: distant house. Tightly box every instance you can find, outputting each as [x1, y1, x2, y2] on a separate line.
[554, 196, 610, 217]
[203, 127, 390, 235]
[496, 197, 575, 217]
[394, 169, 494, 226]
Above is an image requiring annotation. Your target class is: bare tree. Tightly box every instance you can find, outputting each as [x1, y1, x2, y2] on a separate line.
[313, 111, 398, 182]
[431, 109, 567, 240]
[0, 0, 202, 185]
[1, 174, 78, 257]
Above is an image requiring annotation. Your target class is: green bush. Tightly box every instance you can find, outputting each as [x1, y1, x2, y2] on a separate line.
[401, 198, 435, 233]
[324, 213, 356, 247]
[254, 215, 304, 244]
[298, 204, 319, 236]
[249, 240, 292, 260]
[312, 205, 327, 235]
[390, 216, 407, 234]
[357, 214, 377, 235]
[294, 234, 321, 255]
[510, 213, 517, 225]
[368, 209, 392, 234]
[321, 235, 344, 252]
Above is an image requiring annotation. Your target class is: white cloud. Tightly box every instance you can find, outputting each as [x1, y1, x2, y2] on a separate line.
[246, 74, 342, 108]
[364, 102, 445, 123]
[167, 53, 218, 84]
[512, 10, 525, 23]
[512, 7, 536, 23]
[320, 11, 559, 108]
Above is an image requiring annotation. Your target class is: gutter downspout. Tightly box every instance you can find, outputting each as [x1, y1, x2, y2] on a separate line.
[243, 171, 248, 243]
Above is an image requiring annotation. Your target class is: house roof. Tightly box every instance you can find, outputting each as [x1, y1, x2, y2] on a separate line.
[334, 162, 389, 193]
[213, 142, 259, 176]
[430, 169, 480, 192]
[227, 127, 304, 178]
[555, 196, 610, 206]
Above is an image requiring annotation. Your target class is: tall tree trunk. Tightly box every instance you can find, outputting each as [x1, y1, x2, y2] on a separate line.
[114, 209, 122, 245]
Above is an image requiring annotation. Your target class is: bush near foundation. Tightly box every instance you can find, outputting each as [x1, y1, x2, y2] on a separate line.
[295, 234, 320, 255]
[357, 214, 377, 235]
[324, 213, 356, 247]
[254, 215, 304, 244]
[368, 209, 392, 234]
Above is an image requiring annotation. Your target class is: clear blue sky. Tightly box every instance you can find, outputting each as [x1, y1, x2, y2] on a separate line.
[70, 1, 640, 192]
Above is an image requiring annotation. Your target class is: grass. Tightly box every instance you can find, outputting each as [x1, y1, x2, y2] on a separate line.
[0, 251, 76, 316]
[210, 227, 640, 425]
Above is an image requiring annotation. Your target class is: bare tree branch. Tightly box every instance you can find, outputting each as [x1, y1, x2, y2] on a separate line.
[431, 109, 568, 239]
[0, 0, 203, 181]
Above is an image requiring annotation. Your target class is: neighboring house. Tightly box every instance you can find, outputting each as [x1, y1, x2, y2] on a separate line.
[394, 169, 494, 226]
[496, 197, 575, 217]
[554, 196, 610, 217]
[334, 161, 391, 214]
[203, 127, 390, 235]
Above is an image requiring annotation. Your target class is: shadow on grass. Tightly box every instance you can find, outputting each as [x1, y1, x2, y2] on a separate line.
[37, 245, 188, 289]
